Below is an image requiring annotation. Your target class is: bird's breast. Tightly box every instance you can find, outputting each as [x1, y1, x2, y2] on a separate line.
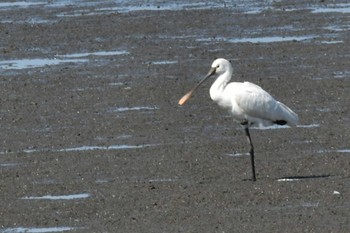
[210, 92, 233, 110]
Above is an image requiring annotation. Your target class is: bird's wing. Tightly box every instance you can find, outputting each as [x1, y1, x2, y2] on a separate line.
[233, 82, 276, 118]
[227, 82, 298, 125]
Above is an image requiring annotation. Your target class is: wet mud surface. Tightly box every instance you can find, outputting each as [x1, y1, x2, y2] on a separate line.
[0, 1, 350, 232]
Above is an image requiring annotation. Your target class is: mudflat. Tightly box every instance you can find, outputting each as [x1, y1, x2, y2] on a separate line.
[0, 1, 349, 232]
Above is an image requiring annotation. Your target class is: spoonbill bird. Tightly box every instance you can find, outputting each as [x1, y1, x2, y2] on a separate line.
[178, 58, 298, 181]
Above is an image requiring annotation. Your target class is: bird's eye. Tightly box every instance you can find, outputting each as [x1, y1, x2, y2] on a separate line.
[216, 65, 220, 68]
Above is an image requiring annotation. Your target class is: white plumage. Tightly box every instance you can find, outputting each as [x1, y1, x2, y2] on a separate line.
[179, 58, 298, 181]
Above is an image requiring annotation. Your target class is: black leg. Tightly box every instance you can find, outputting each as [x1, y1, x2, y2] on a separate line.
[244, 127, 256, 181]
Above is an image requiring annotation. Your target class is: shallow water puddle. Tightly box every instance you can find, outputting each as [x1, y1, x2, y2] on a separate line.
[0, 163, 19, 167]
[95, 179, 110, 184]
[301, 202, 320, 208]
[113, 3, 220, 12]
[312, 4, 350, 13]
[316, 107, 331, 112]
[0, 50, 128, 70]
[252, 125, 290, 130]
[0, 2, 45, 8]
[21, 193, 90, 200]
[0, 58, 88, 70]
[324, 25, 350, 32]
[33, 179, 61, 185]
[318, 149, 350, 154]
[151, 60, 178, 65]
[337, 149, 350, 153]
[56, 2, 244, 16]
[296, 124, 320, 128]
[248, 123, 319, 130]
[277, 178, 300, 182]
[197, 35, 316, 44]
[23, 143, 158, 154]
[55, 3, 208, 17]
[1, 227, 81, 233]
[226, 152, 250, 157]
[56, 50, 129, 58]
[108, 82, 124, 86]
[321, 40, 343, 44]
[57, 144, 155, 152]
[148, 178, 177, 182]
[333, 71, 350, 79]
[292, 139, 313, 144]
[1, 1, 270, 15]
[110, 106, 158, 112]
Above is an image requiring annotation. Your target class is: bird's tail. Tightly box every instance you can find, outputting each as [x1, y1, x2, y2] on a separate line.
[277, 101, 299, 126]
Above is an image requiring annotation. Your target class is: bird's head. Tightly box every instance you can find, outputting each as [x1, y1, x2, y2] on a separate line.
[178, 58, 232, 106]
[210, 58, 232, 76]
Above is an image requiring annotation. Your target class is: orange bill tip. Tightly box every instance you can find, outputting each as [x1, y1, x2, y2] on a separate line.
[178, 92, 192, 105]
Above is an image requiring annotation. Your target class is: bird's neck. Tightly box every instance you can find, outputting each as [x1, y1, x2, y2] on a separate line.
[210, 71, 230, 102]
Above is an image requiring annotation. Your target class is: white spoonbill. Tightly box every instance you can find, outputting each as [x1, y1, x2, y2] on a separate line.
[178, 58, 298, 181]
